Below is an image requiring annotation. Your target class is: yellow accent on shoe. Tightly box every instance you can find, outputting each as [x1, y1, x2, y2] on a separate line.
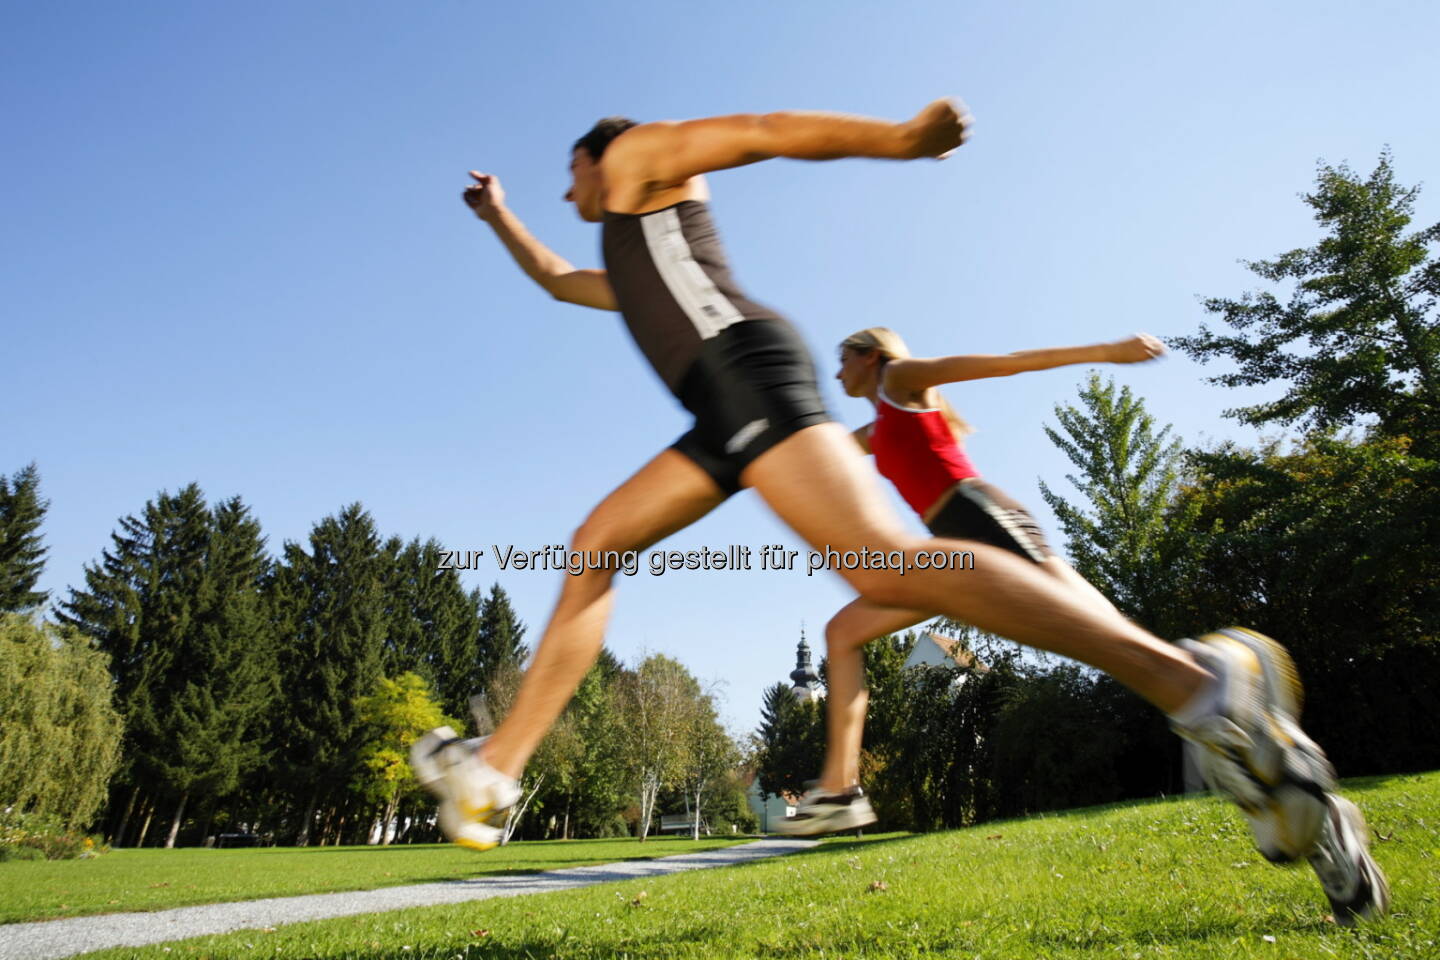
[1205, 633, 1263, 678]
[456, 836, 498, 852]
[1268, 716, 1295, 747]
[1227, 627, 1304, 713]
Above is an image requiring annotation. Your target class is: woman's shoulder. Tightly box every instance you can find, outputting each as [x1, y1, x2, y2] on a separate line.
[879, 368, 943, 412]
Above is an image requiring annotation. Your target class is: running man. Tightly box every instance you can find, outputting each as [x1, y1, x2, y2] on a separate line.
[767, 326, 1386, 924]
[410, 98, 1372, 919]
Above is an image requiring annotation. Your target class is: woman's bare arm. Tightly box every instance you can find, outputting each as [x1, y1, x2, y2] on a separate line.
[885, 334, 1165, 393]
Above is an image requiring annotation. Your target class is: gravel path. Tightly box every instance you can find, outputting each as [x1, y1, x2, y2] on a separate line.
[0, 839, 818, 960]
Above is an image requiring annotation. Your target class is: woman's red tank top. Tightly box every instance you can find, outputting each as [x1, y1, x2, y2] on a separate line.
[869, 387, 981, 516]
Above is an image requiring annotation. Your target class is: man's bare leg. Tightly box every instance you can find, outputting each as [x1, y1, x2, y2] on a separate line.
[741, 423, 1209, 714]
[480, 450, 726, 779]
[757, 432, 1368, 908]
[1041, 556, 1123, 619]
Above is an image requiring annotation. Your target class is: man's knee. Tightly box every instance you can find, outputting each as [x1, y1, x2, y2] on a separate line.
[571, 513, 628, 554]
[563, 519, 630, 588]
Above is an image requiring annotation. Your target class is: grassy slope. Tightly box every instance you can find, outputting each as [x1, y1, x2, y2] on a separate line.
[71, 772, 1440, 960]
[0, 836, 748, 925]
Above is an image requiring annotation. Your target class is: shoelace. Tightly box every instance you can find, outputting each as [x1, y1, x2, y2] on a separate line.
[1307, 813, 1357, 897]
[1180, 716, 1269, 810]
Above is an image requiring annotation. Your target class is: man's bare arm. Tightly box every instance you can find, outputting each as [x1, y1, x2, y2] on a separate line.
[606, 98, 972, 189]
[464, 172, 617, 311]
[885, 335, 1166, 393]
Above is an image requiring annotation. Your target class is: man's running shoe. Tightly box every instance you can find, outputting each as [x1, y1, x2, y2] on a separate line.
[773, 785, 877, 836]
[1172, 627, 1334, 863]
[409, 728, 521, 851]
[1308, 794, 1390, 925]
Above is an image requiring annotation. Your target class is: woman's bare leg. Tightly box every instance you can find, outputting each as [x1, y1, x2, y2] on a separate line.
[741, 423, 1209, 715]
[481, 450, 727, 779]
[817, 599, 928, 793]
[818, 557, 1120, 796]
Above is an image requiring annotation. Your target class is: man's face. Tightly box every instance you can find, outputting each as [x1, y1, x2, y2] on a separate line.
[564, 148, 605, 222]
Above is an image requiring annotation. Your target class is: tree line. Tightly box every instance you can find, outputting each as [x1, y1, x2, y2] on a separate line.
[0, 475, 751, 848]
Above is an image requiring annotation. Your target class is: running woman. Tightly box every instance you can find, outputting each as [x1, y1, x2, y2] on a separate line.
[770, 325, 1387, 923]
[776, 327, 1154, 833]
[410, 98, 1373, 919]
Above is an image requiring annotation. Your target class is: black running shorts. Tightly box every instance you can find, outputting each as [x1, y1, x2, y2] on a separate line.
[671, 319, 831, 494]
[925, 478, 1053, 564]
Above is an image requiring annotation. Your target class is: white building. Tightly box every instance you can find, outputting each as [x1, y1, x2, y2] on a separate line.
[905, 631, 989, 676]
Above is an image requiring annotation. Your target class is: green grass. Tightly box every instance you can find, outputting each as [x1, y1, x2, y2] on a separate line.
[70, 771, 1440, 959]
[0, 835, 750, 925]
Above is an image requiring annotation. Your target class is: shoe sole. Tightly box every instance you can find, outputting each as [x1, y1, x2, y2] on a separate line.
[1317, 795, 1391, 926]
[1200, 628, 1332, 861]
[773, 802, 878, 836]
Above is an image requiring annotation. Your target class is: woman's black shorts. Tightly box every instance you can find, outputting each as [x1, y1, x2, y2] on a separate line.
[925, 478, 1053, 565]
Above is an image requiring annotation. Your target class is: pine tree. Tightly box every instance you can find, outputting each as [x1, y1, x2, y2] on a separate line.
[59, 487, 277, 846]
[272, 503, 387, 844]
[152, 497, 277, 847]
[0, 463, 50, 613]
[478, 583, 527, 683]
[566, 655, 628, 837]
[754, 682, 824, 800]
[128, 486, 212, 847]
[58, 485, 214, 844]
[1038, 374, 1185, 629]
[382, 538, 483, 719]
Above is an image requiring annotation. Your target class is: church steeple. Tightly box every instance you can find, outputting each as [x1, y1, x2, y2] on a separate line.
[789, 626, 821, 702]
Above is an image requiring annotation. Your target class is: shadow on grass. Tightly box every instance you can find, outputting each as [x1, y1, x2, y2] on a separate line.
[1337, 771, 1431, 794]
[786, 833, 916, 857]
[259, 920, 791, 960]
[264, 912, 1345, 960]
[220, 836, 750, 855]
[1024, 914, 1341, 952]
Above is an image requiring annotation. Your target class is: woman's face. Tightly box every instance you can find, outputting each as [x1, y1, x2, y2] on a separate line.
[835, 346, 877, 397]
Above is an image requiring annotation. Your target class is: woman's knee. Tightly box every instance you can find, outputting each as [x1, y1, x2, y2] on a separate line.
[848, 570, 919, 610]
[824, 613, 867, 654]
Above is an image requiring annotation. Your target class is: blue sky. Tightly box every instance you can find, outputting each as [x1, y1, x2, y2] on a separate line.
[6, 0, 1437, 734]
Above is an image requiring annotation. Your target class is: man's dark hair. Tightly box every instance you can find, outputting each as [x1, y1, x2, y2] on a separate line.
[574, 117, 640, 160]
